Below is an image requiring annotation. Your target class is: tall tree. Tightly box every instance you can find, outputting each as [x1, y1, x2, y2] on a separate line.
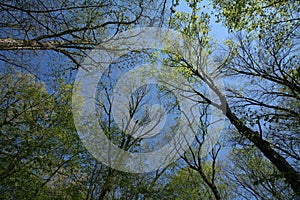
[0, 0, 170, 69]
[169, 0, 300, 195]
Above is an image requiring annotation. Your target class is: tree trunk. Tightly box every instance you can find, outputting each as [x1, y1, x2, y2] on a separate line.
[0, 38, 94, 50]
[225, 104, 300, 195]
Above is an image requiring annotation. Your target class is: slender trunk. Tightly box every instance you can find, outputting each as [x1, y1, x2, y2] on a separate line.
[98, 169, 115, 200]
[196, 168, 221, 200]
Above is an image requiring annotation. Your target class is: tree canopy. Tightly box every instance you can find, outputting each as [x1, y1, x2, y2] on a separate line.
[0, 0, 299, 199]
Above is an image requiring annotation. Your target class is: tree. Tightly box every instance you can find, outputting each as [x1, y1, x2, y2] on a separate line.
[169, 0, 300, 195]
[0, 0, 170, 69]
[0, 70, 88, 199]
[177, 104, 232, 200]
[76, 51, 174, 199]
[213, 0, 300, 194]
